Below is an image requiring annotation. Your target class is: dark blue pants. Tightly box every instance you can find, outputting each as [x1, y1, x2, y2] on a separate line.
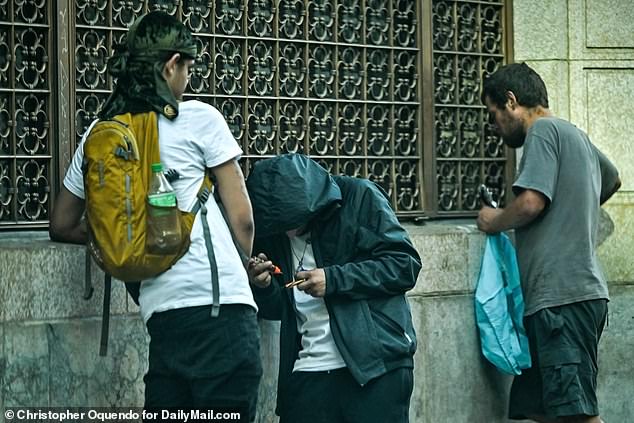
[279, 367, 413, 423]
[144, 304, 262, 421]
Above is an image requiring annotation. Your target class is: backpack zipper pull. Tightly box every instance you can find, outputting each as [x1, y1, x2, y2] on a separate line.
[114, 146, 130, 160]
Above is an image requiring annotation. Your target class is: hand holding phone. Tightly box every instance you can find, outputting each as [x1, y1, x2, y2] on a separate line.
[478, 184, 498, 208]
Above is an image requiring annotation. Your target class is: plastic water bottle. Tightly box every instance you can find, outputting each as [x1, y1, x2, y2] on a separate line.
[146, 163, 182, 254]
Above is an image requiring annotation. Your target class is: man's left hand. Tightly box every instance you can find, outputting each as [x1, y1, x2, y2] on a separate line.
[295, 268, 327, 297]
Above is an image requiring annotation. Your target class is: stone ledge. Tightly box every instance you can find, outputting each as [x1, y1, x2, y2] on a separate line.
[0, 236, 134, 323]
[0, 217, 626, 323]
[405, 221, 485, 297]
[0, 224, 486, 323]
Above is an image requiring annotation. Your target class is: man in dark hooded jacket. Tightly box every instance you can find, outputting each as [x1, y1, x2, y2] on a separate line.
[246, 154, 421, 423]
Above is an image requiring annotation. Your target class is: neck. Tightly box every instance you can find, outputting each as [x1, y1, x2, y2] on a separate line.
[524, 106, 552, 131]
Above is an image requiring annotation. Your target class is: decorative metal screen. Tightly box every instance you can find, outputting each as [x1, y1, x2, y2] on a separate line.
[0, 0, 53, 227]
[0, 0, 511, 229]
[73, 0, 422, 214]
[432, 0, 508, 214]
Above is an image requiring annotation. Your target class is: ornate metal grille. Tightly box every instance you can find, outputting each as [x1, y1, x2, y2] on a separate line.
[0, 0, 53, 227]
[73, 0, 423, 214]
[431, 0, 509, 214]
[0, 0, 512, 229]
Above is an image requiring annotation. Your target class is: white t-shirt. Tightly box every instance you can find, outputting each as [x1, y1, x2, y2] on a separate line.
[64, 100, 257, 323]
[289, 233, 346, 372]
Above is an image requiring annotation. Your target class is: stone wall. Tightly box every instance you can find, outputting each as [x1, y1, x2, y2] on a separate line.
[1, 223, 632, 422]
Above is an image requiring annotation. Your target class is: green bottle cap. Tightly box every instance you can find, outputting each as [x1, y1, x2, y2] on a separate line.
[151, 163, 163, 172]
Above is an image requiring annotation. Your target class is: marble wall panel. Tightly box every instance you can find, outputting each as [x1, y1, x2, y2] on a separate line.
[1, 316, 281, 421]
[2, 323, 51, 407]
[520, 60, 570, 121]
[585, 0, 634, 48]
[584, 67, 634, 191]
[599, 196, 634, 282]
[407, 223, 483, 296]
[1, 318, 148, 408]
[0, 239, 129, 322]
[255, 319, 280, 423]
[47, 317, 148, 406]
[597, 285, 634, 421]
[0, 324, 4, 415]
[568, 0, 634, 60]
[408, 295, 513, 423]
[512, 0, 568, 61]
[466, 232, 487, 292]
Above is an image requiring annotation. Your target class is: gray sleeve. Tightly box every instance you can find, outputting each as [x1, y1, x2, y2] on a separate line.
[593, 144, 620, 203]
[512, 129, 559, 203]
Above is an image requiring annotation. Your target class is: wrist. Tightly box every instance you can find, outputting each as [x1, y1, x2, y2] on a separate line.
[252, 278, 275, 295]
[251, 275, 272, 289]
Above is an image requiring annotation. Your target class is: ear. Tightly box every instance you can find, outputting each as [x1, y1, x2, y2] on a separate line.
[505, 91, 518, 110]
[163, 53, 181, 77]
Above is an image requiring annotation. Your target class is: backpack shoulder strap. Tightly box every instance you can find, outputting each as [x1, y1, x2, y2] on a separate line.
[199, 197, 221, 318]
[99, 274, 112, 357]
[193, 173, 248, 318]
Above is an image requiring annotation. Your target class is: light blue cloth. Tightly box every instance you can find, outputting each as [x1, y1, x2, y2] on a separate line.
[475, 233, 531, 375]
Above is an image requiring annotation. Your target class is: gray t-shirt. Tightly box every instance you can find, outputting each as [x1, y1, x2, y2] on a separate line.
[513, 117, 618, 316]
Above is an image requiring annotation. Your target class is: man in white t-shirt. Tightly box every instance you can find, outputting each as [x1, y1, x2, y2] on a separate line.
[49, 11, 261, 420]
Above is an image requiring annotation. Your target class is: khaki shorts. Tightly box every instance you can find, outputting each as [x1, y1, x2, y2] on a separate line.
[508, 299, 608, 420]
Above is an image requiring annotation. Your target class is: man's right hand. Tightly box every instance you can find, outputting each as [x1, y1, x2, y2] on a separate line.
[247, 253, 273, 288]
[477, 206, 503, 234]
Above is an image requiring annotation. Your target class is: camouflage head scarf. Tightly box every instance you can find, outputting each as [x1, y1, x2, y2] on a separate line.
[99, 11, 198, 120]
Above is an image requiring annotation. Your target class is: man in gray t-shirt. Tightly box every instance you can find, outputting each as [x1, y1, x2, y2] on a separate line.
[478, 63, 620, 423]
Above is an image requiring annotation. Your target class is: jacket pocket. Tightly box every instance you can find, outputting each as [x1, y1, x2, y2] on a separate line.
[370, 307, 415, 355]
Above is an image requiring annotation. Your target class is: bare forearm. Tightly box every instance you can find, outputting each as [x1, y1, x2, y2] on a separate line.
[50, 219, 88, 244]
[487, 204, 538, 233]
[595, 145, 621, 205]
[212, 160, 255, 259]
[229, 215, 254, 258]
[477, 189, 546, 234]
[600, 177, 621, 205]
[49, 187, 87, 244]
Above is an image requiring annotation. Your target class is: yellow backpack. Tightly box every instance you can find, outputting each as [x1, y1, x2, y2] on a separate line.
[82, 112, 220, 355]
[82, 112, 206, 282]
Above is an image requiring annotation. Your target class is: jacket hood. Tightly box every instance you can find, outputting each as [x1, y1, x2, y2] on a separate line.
[246, 154, 342, 238]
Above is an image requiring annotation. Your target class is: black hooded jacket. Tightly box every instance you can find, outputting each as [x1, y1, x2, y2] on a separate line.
[247, 154, 421, 414]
